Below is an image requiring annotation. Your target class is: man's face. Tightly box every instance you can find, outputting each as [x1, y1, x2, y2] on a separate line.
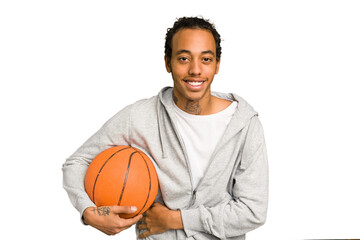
[165, 28, 220, 104]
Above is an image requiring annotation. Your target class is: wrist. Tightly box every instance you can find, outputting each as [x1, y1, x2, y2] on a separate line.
[83, 207, 96, 225]
[168, 210, 184, 230]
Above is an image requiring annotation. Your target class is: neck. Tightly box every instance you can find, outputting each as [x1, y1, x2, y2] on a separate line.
[184, 100, 203, 115]
[173, 92, 212, 115]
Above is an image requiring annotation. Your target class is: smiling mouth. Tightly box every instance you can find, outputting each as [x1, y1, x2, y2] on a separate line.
[184, 78, 206, 87]
[186, 81, 204, 86]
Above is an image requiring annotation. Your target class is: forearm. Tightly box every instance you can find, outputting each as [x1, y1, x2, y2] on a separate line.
[62, 161, 96, 217]
[181, 196, 268, 238]
[62, 106, 132, 216]
[182, 136, 269, 238]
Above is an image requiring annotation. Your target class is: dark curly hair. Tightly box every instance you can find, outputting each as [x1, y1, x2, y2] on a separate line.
[165, 16, 222, 62]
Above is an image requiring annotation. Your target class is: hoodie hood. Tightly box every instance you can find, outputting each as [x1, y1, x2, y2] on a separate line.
[158, 86, 258, 130]
[157, 86, 258, 159]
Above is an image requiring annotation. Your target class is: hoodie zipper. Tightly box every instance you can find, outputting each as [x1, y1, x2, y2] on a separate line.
[157, 95, 197, 207]
[165, 103, 236, 208]
[168, 113, 197, 208]
[194, 107, 242, 190]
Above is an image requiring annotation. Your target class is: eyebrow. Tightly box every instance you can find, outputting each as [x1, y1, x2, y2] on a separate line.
[175, 49, 215, 56]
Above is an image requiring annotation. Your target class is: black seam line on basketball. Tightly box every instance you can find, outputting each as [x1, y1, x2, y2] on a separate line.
[92, 147, 132, 205]
[117, 151, 136, 206]
[134, 150, 152, 215]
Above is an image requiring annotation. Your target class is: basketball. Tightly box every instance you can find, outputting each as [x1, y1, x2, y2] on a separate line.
[84, 146, 159, 218]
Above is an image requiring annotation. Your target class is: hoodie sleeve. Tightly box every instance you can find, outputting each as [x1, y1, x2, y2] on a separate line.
[181, 117, 269, 239]
[62, 104, 133, 222]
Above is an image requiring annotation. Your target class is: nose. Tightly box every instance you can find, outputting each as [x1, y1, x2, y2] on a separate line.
[188, 59, 201, 76]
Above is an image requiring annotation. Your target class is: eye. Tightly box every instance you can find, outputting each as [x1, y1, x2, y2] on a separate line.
[202, 57, 213, 63]
[178, 56, 189, 63]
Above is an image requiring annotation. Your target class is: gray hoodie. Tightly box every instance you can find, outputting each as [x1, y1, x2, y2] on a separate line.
[62, 87, 268, 240]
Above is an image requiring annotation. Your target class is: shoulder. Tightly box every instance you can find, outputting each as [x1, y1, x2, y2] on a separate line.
[211, 91, 257, 115]
[211, 91, 249, 106]
[211, 95, 233, 113]
[103, 94, 159, 127]
[130, 95, 158, 110]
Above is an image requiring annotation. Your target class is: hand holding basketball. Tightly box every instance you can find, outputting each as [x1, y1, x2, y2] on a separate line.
[83, 205, 142, 236]
[84, 146, 159, 219]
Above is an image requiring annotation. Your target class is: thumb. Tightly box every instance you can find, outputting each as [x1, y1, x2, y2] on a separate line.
[111, 205, 138, 214]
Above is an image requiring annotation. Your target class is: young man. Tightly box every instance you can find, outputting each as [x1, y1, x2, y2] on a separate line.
[63, 17, 268, 240]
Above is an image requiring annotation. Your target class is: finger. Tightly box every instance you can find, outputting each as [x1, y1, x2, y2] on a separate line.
[122, 213, 143, 226]
[111, 206, 138, 214]
[137, 223, 147, 230]
[98, 227, 116, 236]
[138, 229, 152, 239]
[118, 225, 132, 232]
[152, 202, 161, 207]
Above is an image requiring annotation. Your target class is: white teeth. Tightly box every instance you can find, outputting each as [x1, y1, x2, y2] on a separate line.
[188, 81, 203, 86]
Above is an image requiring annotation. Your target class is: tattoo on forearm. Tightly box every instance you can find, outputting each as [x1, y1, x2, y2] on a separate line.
[185, 100, 201, 115]
[93, 207, 110, 216]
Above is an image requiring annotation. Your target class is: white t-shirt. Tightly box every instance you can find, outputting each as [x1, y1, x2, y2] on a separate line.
[172, 100, 238, 189]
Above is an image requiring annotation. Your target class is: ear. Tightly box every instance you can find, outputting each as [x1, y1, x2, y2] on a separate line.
[215, 59, 221, 74]
[164, 55, 172, 73]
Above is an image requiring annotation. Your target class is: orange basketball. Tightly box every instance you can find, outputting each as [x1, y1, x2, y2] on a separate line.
[84, 146, 159, 218]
